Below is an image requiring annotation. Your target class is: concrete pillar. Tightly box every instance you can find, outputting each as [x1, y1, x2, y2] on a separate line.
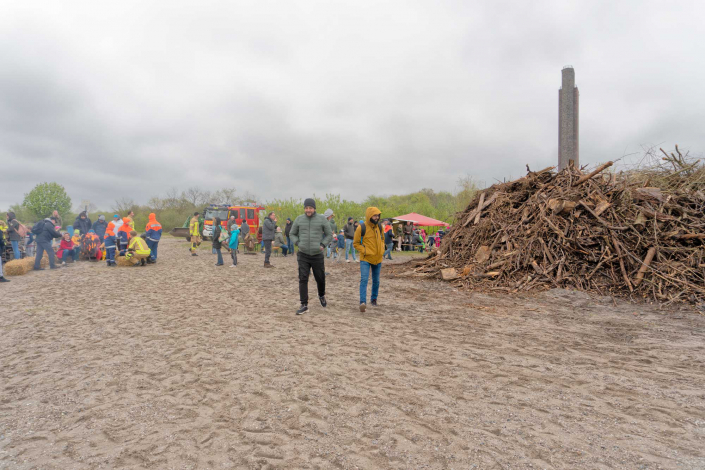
[558, 66, 579, 170]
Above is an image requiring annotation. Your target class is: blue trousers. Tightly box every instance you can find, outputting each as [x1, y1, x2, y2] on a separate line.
[360, 261, 381, 304]
[105, 247, 116, 265]
[59, 248, 79, 262]
[287, 236, 294, 254]
[146, 240, 159, 260]
[384, 242, 393, 260]
[215, 248, 223, 265]
[345, 239, 356, 260]
[10, 240, 21, 260]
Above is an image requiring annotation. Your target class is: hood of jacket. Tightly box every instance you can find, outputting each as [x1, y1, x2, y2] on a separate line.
[7, 211, 16, 221]
[353, 206, 384, 264]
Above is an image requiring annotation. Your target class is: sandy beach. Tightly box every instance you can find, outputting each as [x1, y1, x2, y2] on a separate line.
[1, 236, 704, 469]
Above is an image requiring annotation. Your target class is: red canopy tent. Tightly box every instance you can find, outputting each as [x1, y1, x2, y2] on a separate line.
[391, 213, 449, 227]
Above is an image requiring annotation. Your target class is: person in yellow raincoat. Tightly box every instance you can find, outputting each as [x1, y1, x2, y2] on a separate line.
[353, 206, 385, 312]
[189, 211, 201, 256]
[125, 231, 151, 266]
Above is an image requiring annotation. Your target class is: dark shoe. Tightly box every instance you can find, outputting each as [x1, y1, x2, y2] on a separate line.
[191, 253, 198, 256]
[0, 277, 9, 282]
[296, 304, 308, 315]
[50, 266, 61, 270]
[215, 263, 224, 266]
[371, 299, 378, 307]
[33, 268, 45, 271]
[359, 303, 366, 313]
[319, 295, 327, 307]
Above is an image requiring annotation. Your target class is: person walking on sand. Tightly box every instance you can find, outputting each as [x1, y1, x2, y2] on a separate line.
[353, 207, 385, 312]
[289, 198, 333, 315]
[262, 211, 277, 268]
[189, 212, 200, 256]
[383, 219, 394, 260]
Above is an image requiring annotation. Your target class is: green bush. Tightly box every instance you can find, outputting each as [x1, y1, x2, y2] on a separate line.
[22, 182, 72, 220]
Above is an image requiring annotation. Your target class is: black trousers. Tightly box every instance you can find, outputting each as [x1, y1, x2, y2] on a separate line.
[297, 251, 325, 304]
[263, 239, 272, 263]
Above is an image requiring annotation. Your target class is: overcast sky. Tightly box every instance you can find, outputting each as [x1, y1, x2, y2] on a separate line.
[1, 0, 704, 211]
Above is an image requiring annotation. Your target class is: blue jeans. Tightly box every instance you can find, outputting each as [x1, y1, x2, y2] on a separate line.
[146, 239, 158, 260]
[60, 248, 79, 262]
[360, 261, 381, 304]
[215, 248, 223, 265]
[384, 242, 393, 260]
[287, 236, 294, 254]
[345, 239, 356, 260]
[10, 240, 20, 260]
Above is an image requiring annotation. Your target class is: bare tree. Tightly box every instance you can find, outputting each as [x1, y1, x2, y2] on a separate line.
[112, 197, 137, 214]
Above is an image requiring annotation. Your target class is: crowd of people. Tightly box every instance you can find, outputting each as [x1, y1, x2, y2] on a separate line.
[2, 204, 444, 316]
[0, 210, 163, 276]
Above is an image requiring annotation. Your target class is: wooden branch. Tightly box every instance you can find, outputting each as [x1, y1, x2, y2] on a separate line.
[474, 192, 485, 224]
[573, 162, 613, 186]
[633, 247, 656, 287]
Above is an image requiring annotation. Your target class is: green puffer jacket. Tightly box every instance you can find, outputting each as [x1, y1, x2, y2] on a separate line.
[290, 212, 333, 256]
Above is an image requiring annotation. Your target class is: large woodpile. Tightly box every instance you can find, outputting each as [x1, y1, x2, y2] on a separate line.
[417, 147, 705, 304]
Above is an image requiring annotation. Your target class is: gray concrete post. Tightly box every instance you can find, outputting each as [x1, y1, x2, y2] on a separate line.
[558, 66, 579, 170]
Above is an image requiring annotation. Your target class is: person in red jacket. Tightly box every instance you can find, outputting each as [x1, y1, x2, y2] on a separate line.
[57, 232, 79, 265]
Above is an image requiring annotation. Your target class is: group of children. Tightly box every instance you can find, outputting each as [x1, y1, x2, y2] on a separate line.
[102, 213, 162, 267]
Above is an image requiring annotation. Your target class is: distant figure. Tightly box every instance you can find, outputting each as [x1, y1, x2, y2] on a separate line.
[73, 211, 92, 236]
[103, 222, 117, 267]
[126, 231, 151, 266]
[212, 217, 224, 266]
[228, 224, 240, 267]
[33, 217, 61, 271]
[5, 212, 22, 260]
[383, 220, 394, 260]
[273, 226, 289, 257]
[189, 212, 200, 256]
[285, 218, 294, 255]
[92, 215, 108, 239]
[343, 217, 357, 262]
[0, 224, 8, 282]
[52, 210, 63, 229]
[57, 232, 79, 265]
[262, 211, 277, 268]
[117, 218, 132, 255]
[145, 213, 162, 263]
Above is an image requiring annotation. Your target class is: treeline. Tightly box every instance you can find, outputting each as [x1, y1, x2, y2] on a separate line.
[6, 179, 478, 234]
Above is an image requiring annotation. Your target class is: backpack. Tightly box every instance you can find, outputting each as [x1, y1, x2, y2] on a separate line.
[358, 221, 384, 246]
[16, 222, 29, 238]
[31, 220, 45, 235]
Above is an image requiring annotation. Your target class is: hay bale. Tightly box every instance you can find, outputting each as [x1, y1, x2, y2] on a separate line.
[116, 256, 137, 267]
[4, 253, 51, 276]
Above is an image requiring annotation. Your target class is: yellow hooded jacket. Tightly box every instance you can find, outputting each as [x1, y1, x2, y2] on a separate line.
[353, 207, 385, 265]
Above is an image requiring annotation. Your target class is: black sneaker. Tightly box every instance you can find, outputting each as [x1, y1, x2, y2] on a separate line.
[319, 296, 327, 307]
[371, 299, 378, 307]
[296, 304, 308, 315]
[0, 277, 9, 283]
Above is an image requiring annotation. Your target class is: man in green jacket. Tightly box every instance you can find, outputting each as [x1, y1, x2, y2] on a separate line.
[290, 198, 333, 315]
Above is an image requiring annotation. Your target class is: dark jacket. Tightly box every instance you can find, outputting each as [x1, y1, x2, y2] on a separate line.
[36, 219, 62, 244]
[0, 227, 5, 251]
[262, 216, 276, 241]
[284, 219, 292, 237]
[212, 218, 222, 249]
[6, 212, 22, 241]
[384, 227, 394, 245]
[343, 221, 356, 240]
[74, 212, 92, 235]
[92, 219, 108, 239]
[290, 212, 333, 256]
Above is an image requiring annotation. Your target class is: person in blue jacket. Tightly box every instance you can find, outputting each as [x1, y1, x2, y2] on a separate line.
[145, 213, 163, 263]
[103, 222, 117, 267]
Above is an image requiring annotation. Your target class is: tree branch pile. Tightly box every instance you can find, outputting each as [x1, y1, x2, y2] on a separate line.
[416, 149, 705, 304]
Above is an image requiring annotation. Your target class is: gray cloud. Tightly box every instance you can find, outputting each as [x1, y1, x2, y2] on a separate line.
[1, 0, 704, 211]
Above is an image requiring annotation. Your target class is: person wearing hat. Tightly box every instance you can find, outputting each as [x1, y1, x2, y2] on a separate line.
[353, 207, 385, 312]
[289, 198, 333, 315]
[323, 209, 337, 259]
[343, 217, 357, 262]
[92, 215, 108, 239]
[145, 213, 162, 262]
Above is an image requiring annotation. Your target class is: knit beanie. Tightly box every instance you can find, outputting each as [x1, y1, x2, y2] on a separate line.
[303, 198, 316, 209]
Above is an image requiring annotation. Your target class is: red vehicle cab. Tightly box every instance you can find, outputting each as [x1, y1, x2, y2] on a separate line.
[202, 204, 264, 239]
